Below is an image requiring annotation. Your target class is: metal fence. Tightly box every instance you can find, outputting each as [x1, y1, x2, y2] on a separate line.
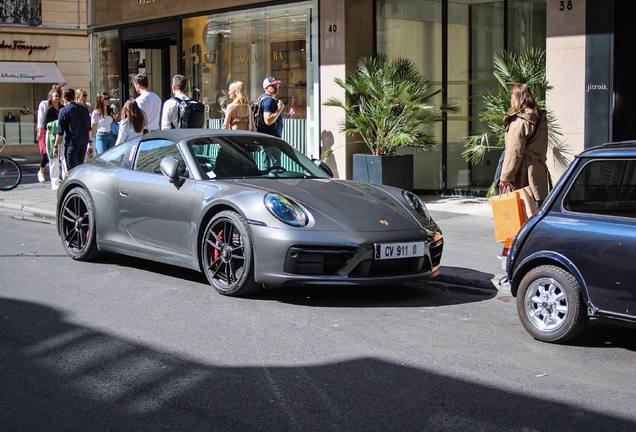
[207, 117, 307, 154]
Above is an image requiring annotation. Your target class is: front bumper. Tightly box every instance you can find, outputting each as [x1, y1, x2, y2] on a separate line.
[249, 225, 443, 286]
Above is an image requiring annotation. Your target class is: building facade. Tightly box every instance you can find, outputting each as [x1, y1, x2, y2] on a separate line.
[1, 0, 90, 154]
[85, 0, 633, 193]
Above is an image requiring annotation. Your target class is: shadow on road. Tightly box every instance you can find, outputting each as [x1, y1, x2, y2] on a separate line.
[2, 297, 634, 431]
[98, 254, 495, 308]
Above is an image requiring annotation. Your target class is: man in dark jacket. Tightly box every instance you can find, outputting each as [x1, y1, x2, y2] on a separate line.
[53, 87, 92, 171]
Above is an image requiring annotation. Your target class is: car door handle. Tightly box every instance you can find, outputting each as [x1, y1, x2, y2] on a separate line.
[119, 189, 132, 197]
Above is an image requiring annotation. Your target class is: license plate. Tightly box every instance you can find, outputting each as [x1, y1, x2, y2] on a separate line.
[374, 242, 425, 260]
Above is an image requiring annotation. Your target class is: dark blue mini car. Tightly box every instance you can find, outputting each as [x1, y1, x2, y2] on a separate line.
[506, 142, 636, 343]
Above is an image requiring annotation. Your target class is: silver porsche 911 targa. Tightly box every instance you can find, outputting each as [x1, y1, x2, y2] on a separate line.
[56, 130, 443, 296]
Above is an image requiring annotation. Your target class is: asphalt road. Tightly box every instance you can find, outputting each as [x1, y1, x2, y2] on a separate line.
[1, 207, 635, 431]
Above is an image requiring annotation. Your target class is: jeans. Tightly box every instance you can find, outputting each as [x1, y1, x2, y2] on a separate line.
[95, 132, 115, 155]
[65, 142, 88, 171]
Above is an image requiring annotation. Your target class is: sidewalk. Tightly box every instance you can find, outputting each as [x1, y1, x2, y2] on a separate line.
[0, 181, 506, 293]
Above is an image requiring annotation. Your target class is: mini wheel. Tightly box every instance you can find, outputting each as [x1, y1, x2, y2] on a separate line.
[201, 210, 260, 296]
[516, 265, 589, 343]
[59, 188, 100, 261]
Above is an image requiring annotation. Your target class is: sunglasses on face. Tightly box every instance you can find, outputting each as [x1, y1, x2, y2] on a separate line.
[81, 94, 87, 97]
[103, 97, 110, 100]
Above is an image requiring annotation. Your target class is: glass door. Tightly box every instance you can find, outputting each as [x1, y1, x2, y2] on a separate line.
[122, 39, 177, 110]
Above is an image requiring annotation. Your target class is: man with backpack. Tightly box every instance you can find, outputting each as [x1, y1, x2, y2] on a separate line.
[254, 76, 285, 137]
[161, 74, 206, 129]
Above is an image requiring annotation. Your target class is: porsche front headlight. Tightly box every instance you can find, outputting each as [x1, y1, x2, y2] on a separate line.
[265, 193, 308, 227]
[402, 191, 431, 221]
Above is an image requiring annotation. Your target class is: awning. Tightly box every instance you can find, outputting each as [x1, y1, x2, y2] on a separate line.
[0, 62, 66, 84]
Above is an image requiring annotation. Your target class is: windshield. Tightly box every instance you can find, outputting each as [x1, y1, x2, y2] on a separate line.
[187, 135, 330, 179]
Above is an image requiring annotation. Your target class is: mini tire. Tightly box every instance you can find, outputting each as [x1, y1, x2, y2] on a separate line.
[59, 188, 100, 261]
[516, 265, 589, 343]
[201, 210, 260, 296]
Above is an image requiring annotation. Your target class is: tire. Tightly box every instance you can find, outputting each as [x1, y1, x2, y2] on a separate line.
[516, 265, 589, 343]
[0, 156, 22, 191]
[59, 188, 100, 261]
[201, 210, 260, 296]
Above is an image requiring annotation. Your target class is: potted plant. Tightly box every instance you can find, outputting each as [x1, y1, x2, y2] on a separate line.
[463, 48, 571, 196]
[324, 55, 455, 191]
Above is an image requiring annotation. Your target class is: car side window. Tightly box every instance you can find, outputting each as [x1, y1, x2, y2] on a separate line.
[99, 142, 128, 166]
[134, 139, 186, 176]
[564, 159, 636, 218]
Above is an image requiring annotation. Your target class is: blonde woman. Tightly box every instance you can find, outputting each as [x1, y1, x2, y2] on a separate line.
[222, 81, 256, 131]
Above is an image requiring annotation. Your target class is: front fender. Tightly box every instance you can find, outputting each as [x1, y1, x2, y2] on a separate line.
[510, 250, 596, 313]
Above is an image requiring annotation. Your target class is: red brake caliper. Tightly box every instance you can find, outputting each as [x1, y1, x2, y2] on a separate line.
[213, 230, 224, 262]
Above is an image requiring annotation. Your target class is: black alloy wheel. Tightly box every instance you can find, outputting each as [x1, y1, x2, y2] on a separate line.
[201, 210, 259, 296]
[59, 188, 100, 261]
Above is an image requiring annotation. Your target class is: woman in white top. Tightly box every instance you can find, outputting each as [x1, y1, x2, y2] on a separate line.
[115, 99, 147, 146]
[91, 92, 116, 155]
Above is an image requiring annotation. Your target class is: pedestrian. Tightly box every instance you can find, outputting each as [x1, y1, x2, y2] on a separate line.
[256, 76, 285, 137]
[54, 87, 93, 173]
[161, 74, 206, 129]
[134, 73, 162, 131]
[76, 88, 91, 110]
[35, 85, 60, 183]
[115, 99, 147, 146]
[41, 86, 64, 189]
[91, 92, 116, 155]
[222, 81, 256, 131]
[499, 83, 549, 206]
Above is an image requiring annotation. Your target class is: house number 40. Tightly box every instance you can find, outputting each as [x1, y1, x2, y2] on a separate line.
[559, 0, 572, 10]
[329, 24, 337, 32]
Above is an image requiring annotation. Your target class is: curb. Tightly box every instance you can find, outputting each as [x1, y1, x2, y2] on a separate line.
[429, 273, 499, 293]
[0, 202, 56, 219]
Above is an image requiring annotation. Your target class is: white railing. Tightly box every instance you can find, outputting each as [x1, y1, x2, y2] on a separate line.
[207, 117, 307, 155]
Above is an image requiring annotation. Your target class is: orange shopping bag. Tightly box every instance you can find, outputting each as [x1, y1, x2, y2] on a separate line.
[489, 190, 525, 243]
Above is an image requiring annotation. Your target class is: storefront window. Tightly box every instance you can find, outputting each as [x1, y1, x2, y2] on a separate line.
[377, 0, 546, 192]
[182, 1, 320, 157]
[91, 30, 121, 113]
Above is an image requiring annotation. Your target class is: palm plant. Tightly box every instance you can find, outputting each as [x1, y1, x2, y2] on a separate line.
[463, 48, 570, 195]
[324, 55, 455, 155]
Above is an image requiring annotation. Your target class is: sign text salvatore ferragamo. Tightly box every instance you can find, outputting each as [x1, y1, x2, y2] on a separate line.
[0, 40, 50, 55]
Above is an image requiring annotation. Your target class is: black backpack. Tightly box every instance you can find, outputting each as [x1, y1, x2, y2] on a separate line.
[251, 95, 272, 130]
[172, 97, 205, 129]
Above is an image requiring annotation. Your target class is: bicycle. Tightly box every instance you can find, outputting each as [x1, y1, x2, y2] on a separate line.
[0, 136, 22, 191]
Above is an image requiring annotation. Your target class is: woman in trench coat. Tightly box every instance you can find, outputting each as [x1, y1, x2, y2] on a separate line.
[500, 83, 549, 205]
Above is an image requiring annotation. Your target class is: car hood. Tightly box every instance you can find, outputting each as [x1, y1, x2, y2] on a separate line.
[232, 178, 432, 232]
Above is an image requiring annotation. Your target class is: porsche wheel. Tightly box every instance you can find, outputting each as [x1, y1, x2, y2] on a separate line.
[517, 265, 588, 343]
[201, 211, 260, 296]
[59, 188, 100, 261]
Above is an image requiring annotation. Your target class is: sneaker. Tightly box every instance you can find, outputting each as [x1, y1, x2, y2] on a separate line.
[37, 171, 46, 183]
[51, 183, 59, 191]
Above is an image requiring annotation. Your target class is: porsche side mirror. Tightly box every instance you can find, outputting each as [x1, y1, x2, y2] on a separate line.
[313, 159, 333, 178]
[160, 157, 185, 188]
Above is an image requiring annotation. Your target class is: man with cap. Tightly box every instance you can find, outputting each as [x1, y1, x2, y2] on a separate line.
[257, 76, 285, 137]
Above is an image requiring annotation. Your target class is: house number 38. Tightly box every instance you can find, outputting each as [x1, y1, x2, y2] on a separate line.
[559, 0, 572, 10]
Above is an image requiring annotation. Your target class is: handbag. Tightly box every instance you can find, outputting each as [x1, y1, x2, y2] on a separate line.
[110, 117, 120, 135]
[490, 188, 525, 243]
[517, 186, 538, 220]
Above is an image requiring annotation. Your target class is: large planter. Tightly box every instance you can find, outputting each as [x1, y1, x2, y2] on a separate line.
[352, 154, 414, 191]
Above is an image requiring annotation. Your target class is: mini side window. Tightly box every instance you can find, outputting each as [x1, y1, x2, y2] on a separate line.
[564, 159, 636, 218]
